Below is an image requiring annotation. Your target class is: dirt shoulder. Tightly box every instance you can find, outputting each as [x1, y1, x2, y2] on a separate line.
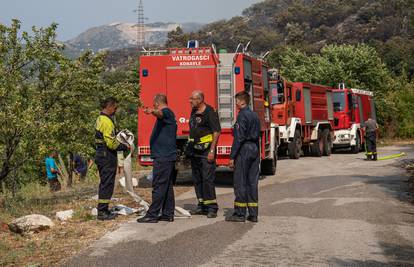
[0, 173, 192, 267]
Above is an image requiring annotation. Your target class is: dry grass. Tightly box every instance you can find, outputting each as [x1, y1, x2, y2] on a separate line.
[0, 171, 192, 267]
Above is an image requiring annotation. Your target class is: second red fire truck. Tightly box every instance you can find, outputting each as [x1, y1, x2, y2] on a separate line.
[270, 73, 334, 159]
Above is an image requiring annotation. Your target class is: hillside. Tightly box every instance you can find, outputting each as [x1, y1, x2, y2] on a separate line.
[167, 0, 414, 77]
[64, 22, 203, 58]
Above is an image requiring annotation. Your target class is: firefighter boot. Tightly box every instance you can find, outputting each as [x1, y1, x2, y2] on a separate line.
[97, 210, 117, 221]
[206, 210, 217, 218]
[372, 154, 378, 161]
[247, 215, 258, 223]
[225, 214, 245, 222]
[365, 154, 372, 161]
[190, 206, 208, 215]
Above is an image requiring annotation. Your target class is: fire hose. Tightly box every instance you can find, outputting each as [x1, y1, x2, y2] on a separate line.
[378, 152, 406, 161]
[116, 130, 150, 214]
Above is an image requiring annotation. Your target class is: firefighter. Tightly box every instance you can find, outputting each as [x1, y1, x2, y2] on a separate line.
[226, 91, 261, 223]
[137, 94, 177, 223]
[188, 90, 221, 218]
[95, 97, 129, 220]
[364, 117, 379, 161]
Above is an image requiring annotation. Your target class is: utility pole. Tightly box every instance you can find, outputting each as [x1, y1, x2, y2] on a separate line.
[133, 0, 145, 51]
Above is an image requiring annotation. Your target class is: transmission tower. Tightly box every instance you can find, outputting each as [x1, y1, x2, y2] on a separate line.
[134, 0, 145, 49]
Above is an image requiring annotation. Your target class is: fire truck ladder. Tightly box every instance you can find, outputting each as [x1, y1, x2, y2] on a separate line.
[217, 54, 235, 128]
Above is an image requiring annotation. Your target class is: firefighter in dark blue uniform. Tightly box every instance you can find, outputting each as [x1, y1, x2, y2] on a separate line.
[188, 90, 221, 218]
[364, 117, 379, 161]
[138, 94, 177, 223]
[95, 97, 129, 220]
[226, 91, 261, 223]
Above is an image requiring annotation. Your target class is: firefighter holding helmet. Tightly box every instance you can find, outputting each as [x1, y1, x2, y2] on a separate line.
[95, 97, 130, 220]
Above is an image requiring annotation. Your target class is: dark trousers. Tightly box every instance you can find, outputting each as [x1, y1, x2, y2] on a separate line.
[191, 152, 218, 212]
[48, 178, 61, 192]
[95, 147, 117, 212]
[366, 132, 377, 160]
[146, 160, 176, 218]
[233, 143, 260, 217]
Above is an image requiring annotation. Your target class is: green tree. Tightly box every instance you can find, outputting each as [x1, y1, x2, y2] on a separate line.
[0, 20, 136, 190]
[166, 27, 188, 48]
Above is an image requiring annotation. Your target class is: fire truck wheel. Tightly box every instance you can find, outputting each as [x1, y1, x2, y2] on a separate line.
[288, 130, 301, 159]
[350, 132, 361, 154]
[322, 129, 332, 156]
[310, 129, 323, 157]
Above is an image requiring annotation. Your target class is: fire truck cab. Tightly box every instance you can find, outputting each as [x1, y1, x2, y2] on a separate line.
[332, 84, 376, 153]
[270, 73, 334, 158]
[138, 44, 279, 175]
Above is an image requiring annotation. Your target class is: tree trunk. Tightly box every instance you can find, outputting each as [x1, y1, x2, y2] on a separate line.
[67, 152, 74, 188]
[0, 132, 21, 185]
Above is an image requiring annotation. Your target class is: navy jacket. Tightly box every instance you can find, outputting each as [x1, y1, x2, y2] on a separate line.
[230, 106, 261, 160]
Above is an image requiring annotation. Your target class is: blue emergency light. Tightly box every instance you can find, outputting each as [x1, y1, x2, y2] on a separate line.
[142, 69, 149, 77]
[187, 40, 199, 48]
[235, 66, 241, 75]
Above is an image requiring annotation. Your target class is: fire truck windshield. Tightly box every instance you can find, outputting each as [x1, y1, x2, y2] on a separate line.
[333, 91, 346, 112]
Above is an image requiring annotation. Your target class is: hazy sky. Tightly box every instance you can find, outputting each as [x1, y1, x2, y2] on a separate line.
[0, 0, 262, 41]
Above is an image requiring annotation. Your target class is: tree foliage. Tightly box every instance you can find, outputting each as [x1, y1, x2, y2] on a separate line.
[0, 20, 137, 189]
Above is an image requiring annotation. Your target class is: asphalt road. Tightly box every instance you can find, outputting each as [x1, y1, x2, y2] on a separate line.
[64, 145, 414, 267]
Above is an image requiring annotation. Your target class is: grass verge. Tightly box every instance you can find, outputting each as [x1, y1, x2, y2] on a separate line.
[0, 170, 191, 267]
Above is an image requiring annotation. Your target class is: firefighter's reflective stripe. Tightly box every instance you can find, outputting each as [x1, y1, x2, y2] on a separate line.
[98, 199, 110, 204]
[95, 115, 121, 150]
[248, 202, 258, 207]
[203, 199, 217, 205]
[188, 134, 213, 145]
[234, 202, 247, 207]
[199, 134, 213, 144]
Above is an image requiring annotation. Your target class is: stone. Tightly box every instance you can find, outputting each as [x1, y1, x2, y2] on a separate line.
[56, 210, 74, 221]
[8, 214, 54, 233]
[91, 208, 98, 216]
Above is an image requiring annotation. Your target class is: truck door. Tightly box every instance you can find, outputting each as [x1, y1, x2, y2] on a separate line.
[370, 98, 377, 121]
[357, 96, 364, 126]
[347, 92, 355, 122]
[303, 87, 312, 123]
[243, 59, 254, 110]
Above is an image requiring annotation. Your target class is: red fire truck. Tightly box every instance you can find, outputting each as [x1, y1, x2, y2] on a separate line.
[332, 84, 376, 153]
[138, 44, 279, 175]
[270, 73, 334, 159]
